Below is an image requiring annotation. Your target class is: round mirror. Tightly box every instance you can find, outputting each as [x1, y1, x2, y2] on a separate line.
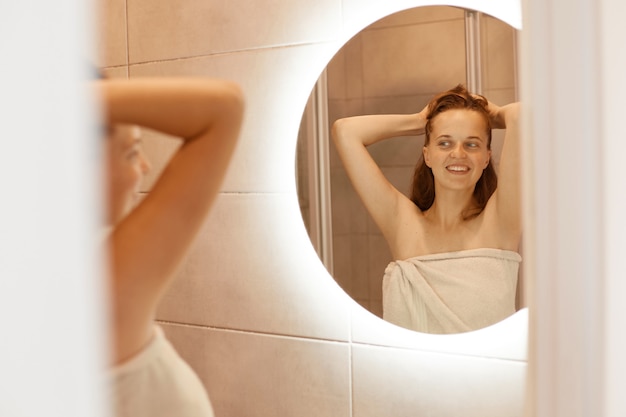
[296, 5, 524, 334]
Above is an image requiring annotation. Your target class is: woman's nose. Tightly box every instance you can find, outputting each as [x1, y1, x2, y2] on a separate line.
[450, 143, 466, 158]
[140, 153, 152, 175]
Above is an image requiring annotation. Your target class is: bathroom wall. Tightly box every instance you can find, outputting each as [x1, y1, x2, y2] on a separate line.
[321, 7, 519, 316]
[98, 1, 526, 416]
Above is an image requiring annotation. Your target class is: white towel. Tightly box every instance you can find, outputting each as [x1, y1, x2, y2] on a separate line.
[109, 326, 214, 417]
[382, 248, 521, 334]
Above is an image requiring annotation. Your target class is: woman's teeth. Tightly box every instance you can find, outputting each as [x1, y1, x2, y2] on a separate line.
[447, 165, 469, 172]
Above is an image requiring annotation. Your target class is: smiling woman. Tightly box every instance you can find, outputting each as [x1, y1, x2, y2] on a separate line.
[296, 6, 522, 334]
[331, 84, 521, 334]
[415, 87, 496, 221]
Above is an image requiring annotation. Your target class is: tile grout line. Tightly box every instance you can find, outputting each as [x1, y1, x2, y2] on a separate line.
[125, 39, 338, 67]
[138, 191, 294, 196]
[156, 319, 351, 346]
[157, 319, 527, 363]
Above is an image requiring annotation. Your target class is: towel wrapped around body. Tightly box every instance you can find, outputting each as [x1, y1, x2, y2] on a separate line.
[382, 248, 521, 334]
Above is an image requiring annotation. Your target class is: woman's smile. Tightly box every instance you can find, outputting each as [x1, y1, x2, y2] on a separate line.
[446, 164, 471, 173]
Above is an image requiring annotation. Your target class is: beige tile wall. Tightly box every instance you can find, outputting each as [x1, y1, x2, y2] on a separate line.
[98, 1, 525, 416]
[352, 344, 526, 417]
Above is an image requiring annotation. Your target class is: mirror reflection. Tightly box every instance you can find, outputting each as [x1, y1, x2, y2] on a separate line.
[296, 6, 523, 334]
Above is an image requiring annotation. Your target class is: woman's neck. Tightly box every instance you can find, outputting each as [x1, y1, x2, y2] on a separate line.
[424, 189, 477, 229]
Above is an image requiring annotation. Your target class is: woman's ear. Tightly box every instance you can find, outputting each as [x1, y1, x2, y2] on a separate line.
[423, 146, 431, 168]
[484, 149, 492, 169]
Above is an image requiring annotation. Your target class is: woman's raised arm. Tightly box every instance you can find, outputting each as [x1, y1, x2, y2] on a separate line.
[331, 110, 426, 242]
[485, 101, 522, 249]
[98, 78, 244, 363]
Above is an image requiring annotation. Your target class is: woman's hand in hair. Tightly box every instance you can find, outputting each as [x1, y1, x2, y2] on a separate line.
[484, 100, 506, 129]
[485, 101, 519, 130]
[411, 104, 429, 136]
[501, 102, 520, 126]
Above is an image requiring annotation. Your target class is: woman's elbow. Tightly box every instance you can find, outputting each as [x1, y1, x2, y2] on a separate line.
[331, 118, 347, 145]
[218, 81, 245, 120]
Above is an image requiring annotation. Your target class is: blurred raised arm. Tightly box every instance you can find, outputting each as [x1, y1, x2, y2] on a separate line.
[98, 78, 244, 363]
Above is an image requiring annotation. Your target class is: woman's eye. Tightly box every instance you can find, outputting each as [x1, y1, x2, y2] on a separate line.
[438, 141, 450, 148]
[465, 142, 479, 149]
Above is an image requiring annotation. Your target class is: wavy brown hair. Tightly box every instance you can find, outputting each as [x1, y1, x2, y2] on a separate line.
[410, 84, 497, 218]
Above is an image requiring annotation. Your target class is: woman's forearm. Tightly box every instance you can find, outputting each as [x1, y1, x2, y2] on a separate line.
[488, 101, 520, 130]
[502, 102, 520, 127]
[331, 112, 426, 147]
[97, 78, 244, 141]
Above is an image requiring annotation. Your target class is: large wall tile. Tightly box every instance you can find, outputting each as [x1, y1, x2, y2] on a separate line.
[482, 15, 518, 91]
[329, 167, 368, 235]
[368, 5, 464, 29]
[340, 1, 428, 40]
[157, 192, 351, 342]
[362, 93, 431, 115]
[341, 1, 520, 40]
[352, 343, 526, 417]
[326, 53, 346, 100]
[95, 0, 127, 67]
[130, 42, 340, 193]
[361, 19, 466, 97]
[367, 234, 390, 302]
[161, 324, 351, 417]
[331, 233, 369, 302]
[331, 234, 352, 291]
[341, 35, 365, 100]
[127, 0, 342, 63]
[367, 136, 422, 169]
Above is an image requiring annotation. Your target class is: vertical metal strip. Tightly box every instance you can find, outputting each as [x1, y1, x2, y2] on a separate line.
[305, 70, 334, 274]
[465, 10, 483, 95]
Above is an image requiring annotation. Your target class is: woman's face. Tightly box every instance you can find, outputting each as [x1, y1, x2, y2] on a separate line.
[105, 124, 151, 225]
[423, 109, 491, 192]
